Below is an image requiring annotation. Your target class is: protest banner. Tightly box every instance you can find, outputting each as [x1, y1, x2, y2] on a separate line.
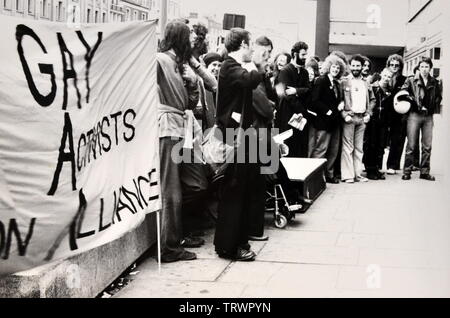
[0, 17, 161, 275]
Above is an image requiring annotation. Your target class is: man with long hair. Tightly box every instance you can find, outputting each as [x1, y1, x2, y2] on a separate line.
[385, 54, 408, 175]
[157, 20, 200, 262]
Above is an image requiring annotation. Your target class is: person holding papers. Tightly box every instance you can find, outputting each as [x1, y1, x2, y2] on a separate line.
[275, 41, 312, 158]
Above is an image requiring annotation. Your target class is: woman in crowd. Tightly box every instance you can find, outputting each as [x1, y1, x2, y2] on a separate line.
[309, 54, 346, 184]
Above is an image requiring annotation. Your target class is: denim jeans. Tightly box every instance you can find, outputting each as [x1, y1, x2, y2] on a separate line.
[341, 115, 366, 181]
[404, 112, 434, 175]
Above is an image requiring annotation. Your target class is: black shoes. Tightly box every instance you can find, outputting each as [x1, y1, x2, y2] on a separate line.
[367, 171, 385, 181]
[248, 235, 269, 242]
[326, 176, 340, 184]
[161, 250, 197, 263]
[402, 174, 436, 181]
[420, 174, 436, 181]
[217, 247, 256, 262]
[181, 236, 205, 248]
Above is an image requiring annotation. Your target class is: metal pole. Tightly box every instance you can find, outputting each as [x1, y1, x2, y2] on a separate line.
[160, 0, 168, 33]
[156, 210, 162, 273]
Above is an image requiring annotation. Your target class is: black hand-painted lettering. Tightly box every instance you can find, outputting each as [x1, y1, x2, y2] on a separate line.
[48, 112, 77, 196]
[16, 24, 56, 107]
[76, 31, 103, 104]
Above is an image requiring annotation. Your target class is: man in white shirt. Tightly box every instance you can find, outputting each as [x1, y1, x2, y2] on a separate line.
[339, 55, 376, 183]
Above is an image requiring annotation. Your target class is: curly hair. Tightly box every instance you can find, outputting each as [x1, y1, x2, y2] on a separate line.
[159, 20, 192, 73]
[350, 54, 366, 66]
[321, 55, 347, 79]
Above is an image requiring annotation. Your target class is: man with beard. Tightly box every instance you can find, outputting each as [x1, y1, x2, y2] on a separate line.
[340, 55, 376, 183]
[275, 41, 311, 158]
[214, 28, 268, 261]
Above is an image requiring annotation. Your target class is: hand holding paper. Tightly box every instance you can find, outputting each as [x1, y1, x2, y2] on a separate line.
[288, 113, 307, 131]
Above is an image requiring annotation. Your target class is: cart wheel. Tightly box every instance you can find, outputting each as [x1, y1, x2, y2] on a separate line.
[286, 211, 295, 221]
[274, 214, 288, 229]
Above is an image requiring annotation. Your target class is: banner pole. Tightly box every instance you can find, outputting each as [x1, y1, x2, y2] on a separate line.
[156, 209, 161, 273]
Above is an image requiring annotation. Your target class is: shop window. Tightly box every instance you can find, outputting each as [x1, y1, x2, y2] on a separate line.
[4, 0, 11, 10]
[433, 68, 440, 78]
[434, 47, 441, 60]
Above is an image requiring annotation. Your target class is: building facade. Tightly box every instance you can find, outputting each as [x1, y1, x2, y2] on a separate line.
[403, 0, 443, 78]
[0, 0, 153, 23]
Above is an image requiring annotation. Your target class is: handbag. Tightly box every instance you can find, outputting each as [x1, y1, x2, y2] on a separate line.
[202, 77, 245, 184]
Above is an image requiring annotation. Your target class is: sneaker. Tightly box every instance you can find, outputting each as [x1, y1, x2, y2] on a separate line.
[344, 179, 355, 184]
[387, 169, 396, 175]
[181, 236, 205, 248]
[355, 176, 369, 183]
[402, 174, 411, 181]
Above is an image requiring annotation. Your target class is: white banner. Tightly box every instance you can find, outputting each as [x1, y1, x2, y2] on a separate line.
[0, 17, 161, 275]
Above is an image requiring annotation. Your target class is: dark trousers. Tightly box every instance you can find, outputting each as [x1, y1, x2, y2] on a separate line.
[404, 112, 434, 175]
[181, 162, 213, 236]
[363, 118, 387, 173]
[159, 137, 185, 261]
[387, 118, 420, 170]
[286, 124, 309, 158]
[309, 125, 341, 178]
[214, 163, 266, 253]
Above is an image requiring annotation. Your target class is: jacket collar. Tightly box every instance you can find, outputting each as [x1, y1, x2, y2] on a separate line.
[414, 72, 435, 87]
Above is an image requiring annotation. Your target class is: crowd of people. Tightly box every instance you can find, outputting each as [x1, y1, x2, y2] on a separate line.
[156, 19, 443, 263]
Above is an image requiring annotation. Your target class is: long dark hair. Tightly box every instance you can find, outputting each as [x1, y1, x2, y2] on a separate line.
[159, 20, 192, 73]
[192, 23, 208, 60]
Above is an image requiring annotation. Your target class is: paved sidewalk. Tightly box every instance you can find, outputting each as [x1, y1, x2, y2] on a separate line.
[115, 172, 450, 298]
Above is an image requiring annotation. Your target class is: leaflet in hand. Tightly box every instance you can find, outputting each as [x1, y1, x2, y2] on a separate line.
[288, 113, 307, 131]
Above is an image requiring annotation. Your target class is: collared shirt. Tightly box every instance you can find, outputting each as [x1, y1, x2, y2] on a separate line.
[350, 77, 367, 114]
[328, 74, 339, 98]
